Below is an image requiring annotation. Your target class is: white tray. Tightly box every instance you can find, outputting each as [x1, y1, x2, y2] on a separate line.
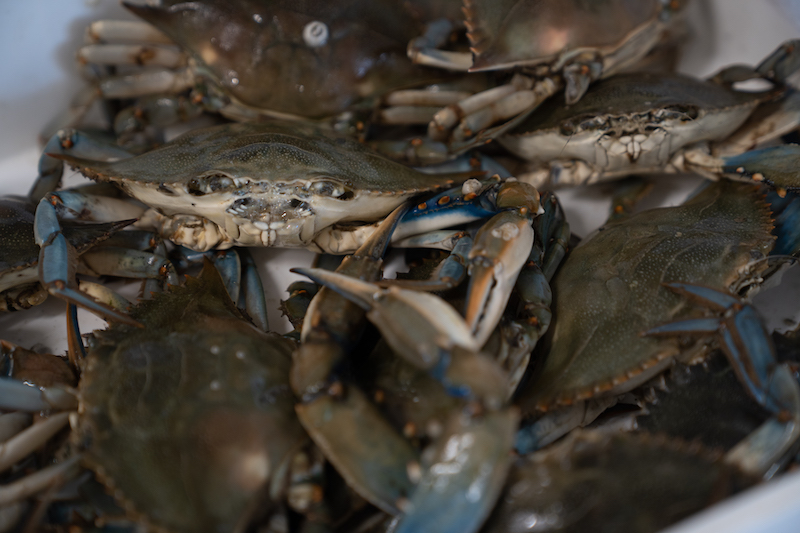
[0, 2, 798, 532]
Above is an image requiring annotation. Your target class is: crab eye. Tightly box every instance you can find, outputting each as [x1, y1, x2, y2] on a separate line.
[187, 174, 236, 196]
[309, 180, 353, 199]
[655, 105, 699, 122]
[289, 199, 312, 215]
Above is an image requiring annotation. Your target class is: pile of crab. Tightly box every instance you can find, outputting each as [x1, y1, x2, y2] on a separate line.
[2, 1, 800, 532]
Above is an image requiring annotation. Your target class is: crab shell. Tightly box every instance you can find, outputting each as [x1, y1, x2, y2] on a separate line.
[482, 430, 756, 533]
[500, 72, 776, 184]
[123, 0, 447, 118]
[75, 265, 306, 533]
[465, 0, 683, 72]
[59, 122, 469, 252]
[517, 180, 775, 412]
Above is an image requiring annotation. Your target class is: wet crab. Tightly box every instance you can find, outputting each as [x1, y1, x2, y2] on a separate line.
[0, 264, 326, 533]
[47, 121, 568, 347]
[69, 0, 480, 150]
[498, 39, 800, 189]
[405, 0, 688, 155]
[71, 1, 686, 163]
[513, 180, 800, 479]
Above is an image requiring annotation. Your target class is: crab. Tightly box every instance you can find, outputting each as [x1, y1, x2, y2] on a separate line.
[498, 39, 800, 190]
[0, 264, 329, 533]
[482, 430, 758, 533]
[52, 122, 480, 253]
[69, 1, 688, 164]
[68, 0, 482, 151]
[289, 209, 518, 533]
[513, 180, 800, 480]
[404, 0, 688, 155]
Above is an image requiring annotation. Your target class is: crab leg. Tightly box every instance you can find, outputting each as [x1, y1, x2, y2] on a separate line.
[0, 455, 82, 507]
[34, 199, 141, 326]
[646, 282, 800, 476]
[755, 39, 800, 82]
[0, 379, 76, 413]
[0, 413, 71, 473]
[86, 19, 173, 45]
[406, 19, 472, 71]
[428, 76, 560, 155]
[98, 67, 196, 99]
[30, 130, 132, 204]
[78, 43, 184, 69]
[719, 144, 800, 196]
[45, 188, 145, 223]
[170, 247, 269, 331]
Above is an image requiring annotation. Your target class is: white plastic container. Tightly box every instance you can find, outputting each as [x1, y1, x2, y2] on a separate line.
[0, 2, 798, 531]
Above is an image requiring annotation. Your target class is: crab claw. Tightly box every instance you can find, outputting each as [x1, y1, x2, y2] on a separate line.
[465, 211, 535, 346]
[293, 267, 478, 366]
[293, 267, 510, 402]
[34, 199, 142, 327]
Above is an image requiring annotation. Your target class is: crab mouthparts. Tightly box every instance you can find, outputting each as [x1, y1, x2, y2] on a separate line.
[223, 196, 316, 247]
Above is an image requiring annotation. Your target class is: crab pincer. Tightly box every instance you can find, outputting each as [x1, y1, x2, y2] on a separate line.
[294, 265, 518, 533]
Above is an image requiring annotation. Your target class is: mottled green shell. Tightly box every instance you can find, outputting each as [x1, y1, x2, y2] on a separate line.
[482, 431, 755, 533]
[77, 265, 304, 533]
[467, 0, 661, 70]
[512, 72, 769, 135]
[519, 181, 775, 411]
[68, 122, 460, 195]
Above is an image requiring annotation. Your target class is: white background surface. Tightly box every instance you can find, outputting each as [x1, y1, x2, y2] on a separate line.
[0, 1, 798, 532]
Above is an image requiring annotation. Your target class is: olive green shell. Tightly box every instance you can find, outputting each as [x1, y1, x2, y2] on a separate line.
[482, 431, 755, 533]
[77, 265, 305, 533]
[518, 181, 775, 411]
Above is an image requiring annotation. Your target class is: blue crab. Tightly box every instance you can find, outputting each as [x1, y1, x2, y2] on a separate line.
[289, 209, 517, 533]
[0, 264, 317, 533]
[71, 0, 476, 148]
[499, 40, 800, 190]
[53, 122, 476, 252]
[72, 1, 686, 163]
[282, 181, 567, 533]
[513, 180, 800, 480]
[410, 0, 688, 153]
[51, 121, 560, 343]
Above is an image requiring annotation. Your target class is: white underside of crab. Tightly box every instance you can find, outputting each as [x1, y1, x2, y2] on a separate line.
[127, 178, 411, 253]
[503, 105, 759, 187]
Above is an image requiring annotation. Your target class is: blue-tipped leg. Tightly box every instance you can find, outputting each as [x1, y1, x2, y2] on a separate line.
[34, 199, 141, 327]
[645, 282, 800, 476]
